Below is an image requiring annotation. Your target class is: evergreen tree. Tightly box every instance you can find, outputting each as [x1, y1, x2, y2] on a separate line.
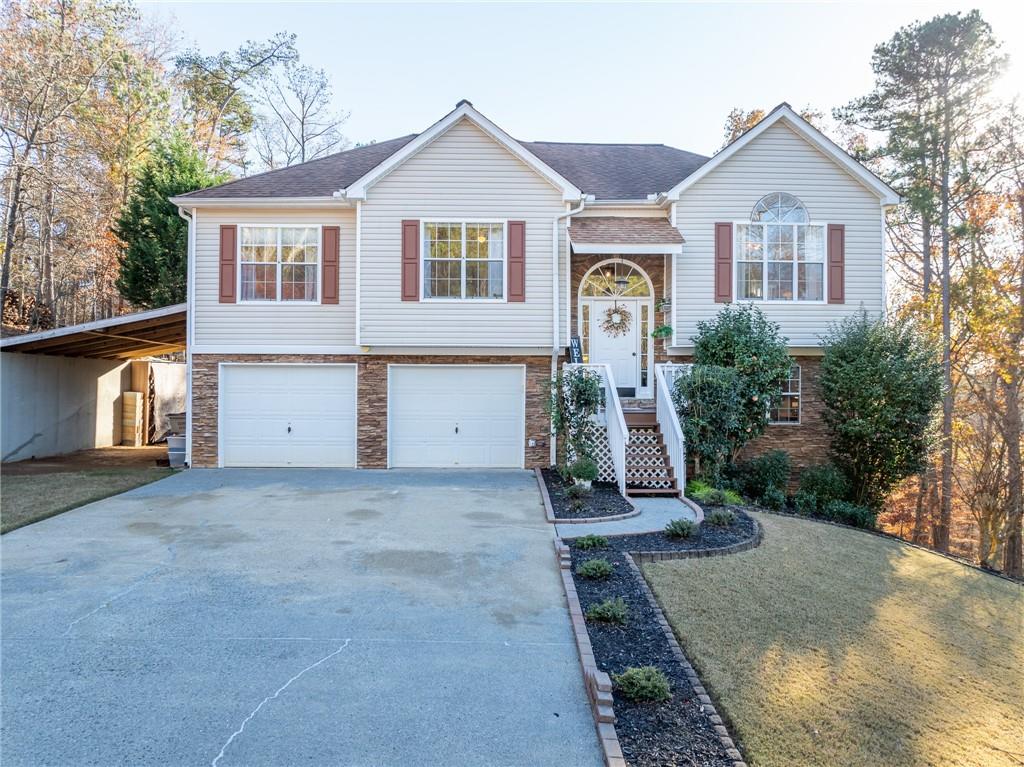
[115, 134, 227, 308]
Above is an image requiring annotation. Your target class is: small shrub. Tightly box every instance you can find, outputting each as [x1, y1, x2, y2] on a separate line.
[821, 499, 877, 529]
[664, 518, 697, 539]
[574, 534, 608, 550]
[798, 464, 850, 507]
[612, 666, 671, 702]
[576, 558, 614, 579]
[686, 480, 742, 506]
[793, 490, 817, 516]
[569, 456, 599, 483]
[705, 508, 736, 527]
[569, 498, 586, 513]
[585, 597, 628, 625]
[733, 450, 791, 500]
[759, 485, 787, 511]
[565, 483, 589, 500]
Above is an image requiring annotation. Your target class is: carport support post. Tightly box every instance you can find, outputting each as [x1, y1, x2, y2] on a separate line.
[130, 360, 151, 444]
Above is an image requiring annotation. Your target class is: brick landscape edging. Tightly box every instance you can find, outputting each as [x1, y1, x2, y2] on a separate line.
[623, 553, 749, 767]
[628, 519, 764, 563]
[554, 539, 627, 767]
[535, 468, 640, 525]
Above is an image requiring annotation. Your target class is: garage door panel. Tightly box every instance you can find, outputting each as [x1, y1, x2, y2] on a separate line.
[220, 365, 356, 468]
[389, 366, 524, 468]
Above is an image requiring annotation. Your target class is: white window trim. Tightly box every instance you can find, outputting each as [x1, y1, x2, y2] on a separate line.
[419, 219, 508, 303]
[237, 223, 323, 305]
[733, 220, 828, 304]
[769, 363, 802, 425]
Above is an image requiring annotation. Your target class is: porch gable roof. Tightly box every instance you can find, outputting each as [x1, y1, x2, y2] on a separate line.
[569, 217, 683, 255]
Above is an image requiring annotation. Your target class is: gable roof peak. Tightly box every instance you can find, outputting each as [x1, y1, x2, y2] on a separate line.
[455, 98, 474, 108]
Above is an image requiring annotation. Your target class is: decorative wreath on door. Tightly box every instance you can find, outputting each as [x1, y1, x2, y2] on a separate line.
[601, 304, 633, 337]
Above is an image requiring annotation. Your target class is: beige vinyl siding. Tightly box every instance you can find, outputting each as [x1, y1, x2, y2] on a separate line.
[360, 118, 564, 347]
[673, 121, 885, 348]
[192, 207, 356, 349]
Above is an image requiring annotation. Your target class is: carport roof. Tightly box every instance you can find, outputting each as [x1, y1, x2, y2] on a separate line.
[0, 304, 186, 359]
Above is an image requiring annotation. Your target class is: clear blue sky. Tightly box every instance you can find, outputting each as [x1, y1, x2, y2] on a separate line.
[140, 1, 1023, 155]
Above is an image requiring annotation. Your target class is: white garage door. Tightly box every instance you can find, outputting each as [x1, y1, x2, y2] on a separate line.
[388, 365, 525, 468]
[220, 364, 356, 468]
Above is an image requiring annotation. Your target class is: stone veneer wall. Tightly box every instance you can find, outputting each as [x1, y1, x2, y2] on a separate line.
[190, 354, 553, 469]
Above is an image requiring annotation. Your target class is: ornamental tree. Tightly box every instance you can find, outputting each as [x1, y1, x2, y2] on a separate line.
[820, 311, 942, 509]
[115, 133, 228, 308]
[672, 365, 742, 482]
[691, 304, 791, 460]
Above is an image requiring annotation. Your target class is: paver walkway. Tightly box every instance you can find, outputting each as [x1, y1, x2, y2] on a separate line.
[555, 496, 699, 538]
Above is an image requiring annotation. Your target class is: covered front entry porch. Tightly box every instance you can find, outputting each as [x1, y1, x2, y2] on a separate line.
[568, 215, 682, 398]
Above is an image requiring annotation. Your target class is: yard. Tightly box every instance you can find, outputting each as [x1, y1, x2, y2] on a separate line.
[1, 447, 173, 533]
[643, 511, 1024, 767]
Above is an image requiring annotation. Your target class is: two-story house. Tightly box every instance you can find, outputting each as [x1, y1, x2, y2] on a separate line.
[170, 100, 898, 495]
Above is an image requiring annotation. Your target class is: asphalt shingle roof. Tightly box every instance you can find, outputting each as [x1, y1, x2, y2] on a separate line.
[179, 134, 711, 201]
[176, 135, 419, 199]
[568, 216, 684, 244]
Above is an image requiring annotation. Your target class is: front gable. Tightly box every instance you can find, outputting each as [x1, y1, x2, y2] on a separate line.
[342, 102, 582, 202]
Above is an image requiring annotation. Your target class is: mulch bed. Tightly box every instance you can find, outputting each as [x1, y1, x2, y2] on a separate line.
[570, 543, 733, 767]
[541, 467, 634, 519]
[601, 507, 757, 552]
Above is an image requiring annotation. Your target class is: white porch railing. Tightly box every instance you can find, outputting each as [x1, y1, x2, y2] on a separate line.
[655, 363, 691, 494]
[564, 363, 630, 495]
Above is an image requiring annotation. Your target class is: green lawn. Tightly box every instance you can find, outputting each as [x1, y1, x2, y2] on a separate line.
[1, 468, 173, 533]
[644, 511, 1024, 767]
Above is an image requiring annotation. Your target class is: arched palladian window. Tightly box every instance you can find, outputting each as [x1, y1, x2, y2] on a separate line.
[579, 261, 652, 297]
[735, 193, 825, 302]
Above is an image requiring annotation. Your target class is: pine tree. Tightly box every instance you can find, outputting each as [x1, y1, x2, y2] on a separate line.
[114, 134, 227, 308]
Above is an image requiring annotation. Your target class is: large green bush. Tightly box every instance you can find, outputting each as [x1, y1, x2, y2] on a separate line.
[732, 450, 791, 500]
[798, 464, 850, 506]
[691, 304, 792, 459]
[820, 312, 942, 509]
[672, 365, 742, 481]
[821, 499, 877, 529]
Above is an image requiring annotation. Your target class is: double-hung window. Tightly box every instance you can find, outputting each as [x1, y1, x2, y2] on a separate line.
[735, 193, 825, 302]
[423, 221, 505, 300]
[240, 225, 319, 302]
[769, 364, 801, 424]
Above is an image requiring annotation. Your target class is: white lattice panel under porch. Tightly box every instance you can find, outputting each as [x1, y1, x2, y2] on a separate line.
[626, 428, 674, 489]
[582, 420, 616, 483]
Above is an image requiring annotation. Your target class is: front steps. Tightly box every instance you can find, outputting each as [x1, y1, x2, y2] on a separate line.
[622, 401, 680, 498]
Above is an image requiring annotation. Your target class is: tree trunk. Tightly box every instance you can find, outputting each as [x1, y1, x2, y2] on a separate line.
[934, 105, 954, 554]
[1001, 193, 1024, 576]
[1, 165, 25, 302]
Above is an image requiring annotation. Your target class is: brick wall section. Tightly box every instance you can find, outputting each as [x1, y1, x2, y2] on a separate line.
[737, 356, 828, 480]
[191, 353, 552, 469]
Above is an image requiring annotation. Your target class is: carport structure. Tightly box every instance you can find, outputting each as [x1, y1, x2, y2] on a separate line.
[0, 303, 186, 359]
[1, 304, 187, 463]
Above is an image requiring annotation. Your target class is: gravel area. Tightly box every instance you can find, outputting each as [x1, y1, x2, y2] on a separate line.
[541, 467, 634, 519]
[570, 545, 733, 767]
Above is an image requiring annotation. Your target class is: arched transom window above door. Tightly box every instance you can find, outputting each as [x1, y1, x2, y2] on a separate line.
[580, 261, 652, 298]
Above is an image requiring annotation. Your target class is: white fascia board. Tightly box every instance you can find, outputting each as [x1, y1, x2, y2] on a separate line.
[0, 302, 187, 349]
[569, 242, 683, 255]
[663, 106, 901, 206]
[341, 103, 583, 202]
[167, 196, 352, 208]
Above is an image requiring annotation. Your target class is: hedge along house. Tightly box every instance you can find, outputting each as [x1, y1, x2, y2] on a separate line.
[170, 100, 898, 496]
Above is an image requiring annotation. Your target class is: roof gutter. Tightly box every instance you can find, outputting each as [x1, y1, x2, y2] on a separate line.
[167, 196, 352, 208]
[552, 195, 591, 352]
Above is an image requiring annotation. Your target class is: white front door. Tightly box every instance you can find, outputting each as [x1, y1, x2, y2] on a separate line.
[589, 299, 639, 392]
[220, 364, 357, 468]
[388, 365, 525, 468]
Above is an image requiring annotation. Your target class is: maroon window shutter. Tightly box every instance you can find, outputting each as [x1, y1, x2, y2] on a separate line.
[714, 222, 733, 303]
[219, 225, 237, 304]
[828, 224, 845, 304]
[507, 221, 526, 302]
[321, 226, 340, 304]
[401, 220, 419, 301]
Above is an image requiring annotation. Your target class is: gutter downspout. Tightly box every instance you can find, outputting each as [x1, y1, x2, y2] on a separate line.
[177, 206, 195, 468]
[549, 196, 587, 464]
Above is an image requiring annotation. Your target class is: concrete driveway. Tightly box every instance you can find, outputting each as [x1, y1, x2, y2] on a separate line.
[1, 469, 601, 766]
